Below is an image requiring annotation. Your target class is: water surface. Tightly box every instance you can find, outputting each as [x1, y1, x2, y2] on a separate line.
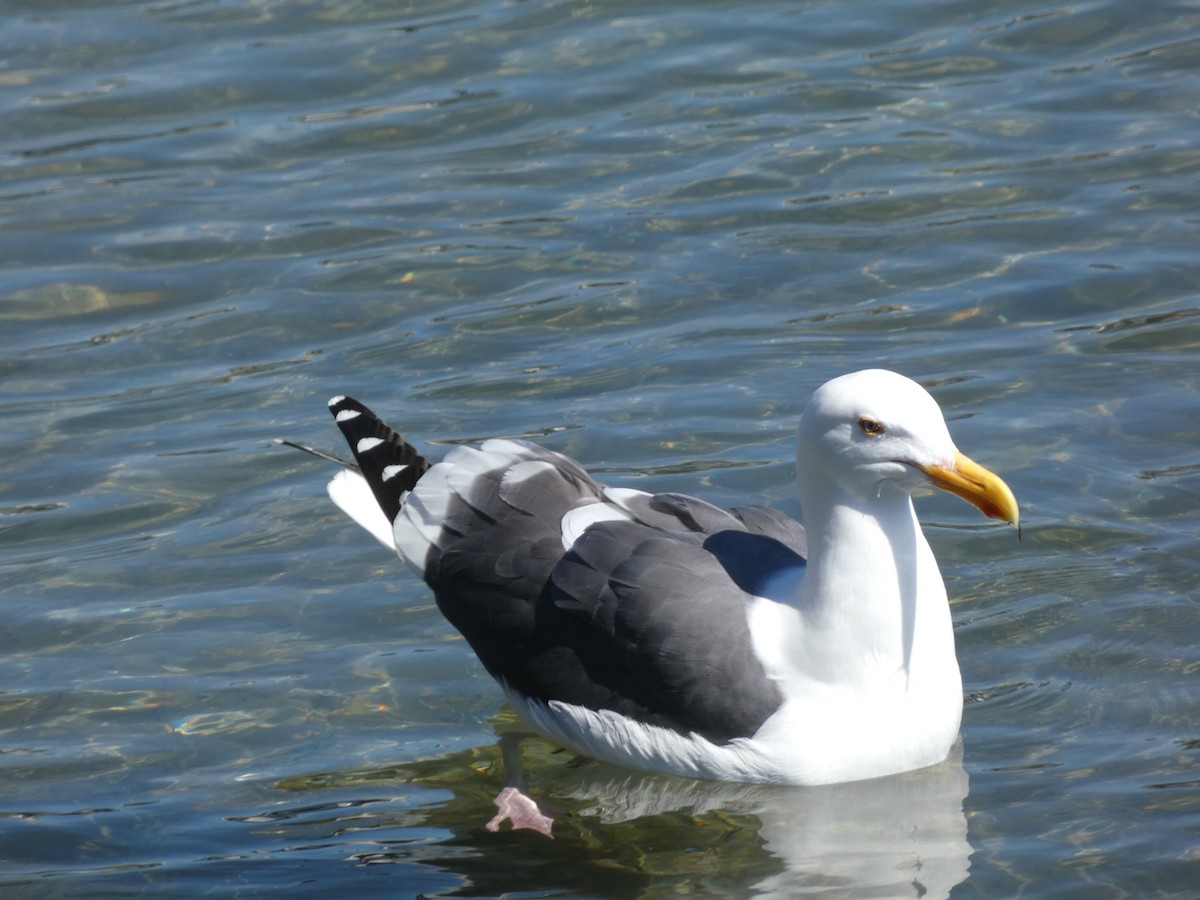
[1, 0, 1198, 896]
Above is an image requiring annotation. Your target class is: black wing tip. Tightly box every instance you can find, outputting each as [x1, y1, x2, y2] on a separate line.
[328, 395, 370, 417]
[324, 394, 432, 523]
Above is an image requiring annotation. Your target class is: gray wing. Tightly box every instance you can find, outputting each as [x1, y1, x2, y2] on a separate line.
[330, 408, 807, 745]
[617, 491, 807, 558]
[543, 519, 789, 743]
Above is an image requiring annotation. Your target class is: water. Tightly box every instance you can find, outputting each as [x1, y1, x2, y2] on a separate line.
[2, 0, 1197, 895]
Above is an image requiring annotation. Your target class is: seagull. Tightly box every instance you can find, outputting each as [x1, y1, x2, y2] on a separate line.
[291, 369, 1017, 814]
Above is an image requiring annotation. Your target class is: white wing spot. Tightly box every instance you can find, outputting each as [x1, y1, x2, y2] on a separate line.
[328, 395, 347, 406]
[357, 436, 384, 453]
[560, 501, 632, 551]
[336, 409, 362, 422]
[382, 464, 408, 482]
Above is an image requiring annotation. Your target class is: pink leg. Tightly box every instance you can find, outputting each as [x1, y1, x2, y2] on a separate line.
[485, 785, 555, 837]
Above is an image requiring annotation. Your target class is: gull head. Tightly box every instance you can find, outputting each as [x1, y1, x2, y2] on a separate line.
[797, 369, 1019, 527]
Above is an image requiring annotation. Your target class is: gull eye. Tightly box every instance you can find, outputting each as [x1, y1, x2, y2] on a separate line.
[858, 417, 885, 437]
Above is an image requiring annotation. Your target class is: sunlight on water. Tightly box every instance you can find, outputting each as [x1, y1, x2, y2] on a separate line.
[0, 0, 1197, 896]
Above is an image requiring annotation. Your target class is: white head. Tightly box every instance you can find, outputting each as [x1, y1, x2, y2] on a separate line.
[797, 369, 1018, 525]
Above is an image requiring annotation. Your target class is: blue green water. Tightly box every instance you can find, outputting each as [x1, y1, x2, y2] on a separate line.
[2, 0, 1198, 896]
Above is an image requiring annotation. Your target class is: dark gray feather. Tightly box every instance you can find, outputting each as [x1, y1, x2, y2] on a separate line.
[324, 408, 808, 745]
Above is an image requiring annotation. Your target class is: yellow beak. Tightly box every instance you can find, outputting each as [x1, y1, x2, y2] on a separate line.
[916, 451, 1020, 528]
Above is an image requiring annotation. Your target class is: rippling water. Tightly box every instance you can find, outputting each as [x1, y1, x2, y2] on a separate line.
[2, 0, 1198, 896]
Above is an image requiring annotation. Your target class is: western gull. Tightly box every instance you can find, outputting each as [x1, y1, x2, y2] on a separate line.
[293, 369, 1017, 810]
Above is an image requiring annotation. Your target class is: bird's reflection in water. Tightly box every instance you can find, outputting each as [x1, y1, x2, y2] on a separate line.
[267, 733, 971, 899]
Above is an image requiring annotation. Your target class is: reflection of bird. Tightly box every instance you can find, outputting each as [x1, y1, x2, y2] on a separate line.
[557, 745, 972, 900]
[290, 370, 1017, 830]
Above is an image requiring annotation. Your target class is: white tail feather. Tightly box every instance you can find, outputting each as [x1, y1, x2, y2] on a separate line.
[327, 469, 396, 551]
